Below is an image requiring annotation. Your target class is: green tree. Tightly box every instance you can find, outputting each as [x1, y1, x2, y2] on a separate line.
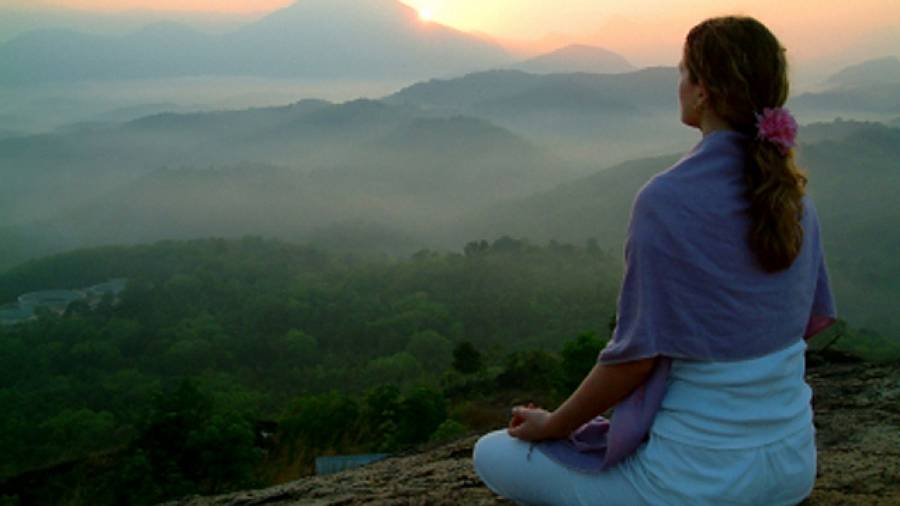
[279, 329, 319, 367]
[429, 419, 468, 443]
[560, 331, 607, 392]
[38, 408, 117, 461]
[452, 341, 482, 374]
[281, 391, 359, 452]
[132, 379, 260, 500]
[496, 349, 562, 391]
[405, 330, 453, 372]
[184, 411, 263, 494]
[396, 386, 447, 446]
[135, 379, 213, 500]
[362, 385, 402, 451]
[365, 352, 422, 386]
[0, 495, 20, 506]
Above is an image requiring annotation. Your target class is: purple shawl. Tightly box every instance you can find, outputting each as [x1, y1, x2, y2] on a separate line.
[536, 129, 838, 472]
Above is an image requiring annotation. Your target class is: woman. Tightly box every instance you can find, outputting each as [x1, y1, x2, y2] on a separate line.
[472, 16, 837, 506]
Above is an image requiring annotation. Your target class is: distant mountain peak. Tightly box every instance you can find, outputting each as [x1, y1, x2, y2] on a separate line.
[260, 0, 418, 26]
[125, 21, 205, 42]
[131, 20, 195, 34]
[554, 43, 620, 54]
[827, 55, 900, 87]
[511, 44, 635, 75]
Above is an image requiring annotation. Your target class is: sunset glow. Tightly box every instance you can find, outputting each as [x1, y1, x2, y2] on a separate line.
[13, 0, 900, 66]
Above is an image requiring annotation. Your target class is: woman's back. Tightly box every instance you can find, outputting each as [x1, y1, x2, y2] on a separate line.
[602, 129, 833, 364]
[652, 338, 813, 448]
[619, 339, 817, 506]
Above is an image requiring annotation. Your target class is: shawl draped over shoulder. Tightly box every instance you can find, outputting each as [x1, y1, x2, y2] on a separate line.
[535, 129, 837, 472]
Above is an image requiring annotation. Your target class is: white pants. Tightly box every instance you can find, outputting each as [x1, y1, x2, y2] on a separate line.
[472, 425, 816, 506]
[473, 429, 650, 506]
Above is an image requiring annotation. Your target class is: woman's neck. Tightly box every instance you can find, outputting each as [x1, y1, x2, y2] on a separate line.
[700, 110, 734, 137]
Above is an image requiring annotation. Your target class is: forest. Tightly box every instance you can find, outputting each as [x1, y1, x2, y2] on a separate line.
[0, 237, 620, 504]
[0, 236, 891, 505]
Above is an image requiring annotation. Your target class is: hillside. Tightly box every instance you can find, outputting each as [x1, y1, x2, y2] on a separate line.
[17, 236, 838, 503]
[385, 67, 677, 111]
[383, 66, 695, 162]
[791, 83, 900, 118]
[510, 44, 636, 74]
[0, 237, 627, 505]
[450, 153, 678, 254]
[786, 56, 900, 122]
[0, 100, 573, 269]
[826, 56, 900, 88]
[455, 120, 900, 343]
[17, 118, 552, 245]
[159, 354, 900, 505]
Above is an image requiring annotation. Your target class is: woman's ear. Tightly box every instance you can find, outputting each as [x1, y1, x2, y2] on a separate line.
[696, 83, 709, 110]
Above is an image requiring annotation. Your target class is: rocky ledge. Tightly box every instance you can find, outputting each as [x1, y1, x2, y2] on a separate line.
[162, 357, 900, 506]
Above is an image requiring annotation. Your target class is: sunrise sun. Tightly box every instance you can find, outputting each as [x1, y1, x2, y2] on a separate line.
[418, 7, 434, 22]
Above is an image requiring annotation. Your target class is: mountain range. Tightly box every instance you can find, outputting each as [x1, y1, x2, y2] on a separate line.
[0, 0, 511, 84]
[383, 66, 695, 162]
[0, 97, 577, 268]
[0, 65, 698, 233]
[0, 2, 644, 86]
[1, 53, 899, 340]
[826, 56, 900, 87]
[790, 56, 900, 119]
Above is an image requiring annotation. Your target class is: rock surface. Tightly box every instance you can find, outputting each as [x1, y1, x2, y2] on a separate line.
[804, 360, 900, 505]
[161, 359, 900, 506]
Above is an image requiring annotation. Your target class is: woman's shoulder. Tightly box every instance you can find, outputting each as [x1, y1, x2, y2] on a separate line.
[800, 193, 818, 218]
[631, 174, 676, 220]
[796, 193, 821, 230]
[630, 130, 755, 220]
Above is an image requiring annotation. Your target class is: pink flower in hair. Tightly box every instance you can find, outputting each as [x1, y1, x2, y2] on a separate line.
[755, 107, 798, 155]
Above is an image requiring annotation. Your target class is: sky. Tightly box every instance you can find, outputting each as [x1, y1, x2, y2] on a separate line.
[2, 0, 898, 68]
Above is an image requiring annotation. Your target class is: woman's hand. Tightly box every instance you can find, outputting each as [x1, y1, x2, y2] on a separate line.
[508, 402, 536, 431]
[506, 358, 659, 443]
[507, 404, 566, 442]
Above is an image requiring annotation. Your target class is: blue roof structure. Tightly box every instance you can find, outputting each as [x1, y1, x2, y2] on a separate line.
[315, 454, 390, 476]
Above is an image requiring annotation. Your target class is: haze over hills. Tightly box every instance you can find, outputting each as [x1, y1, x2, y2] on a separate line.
[826, 56, 900, 87]
[385, 66, 676, 112]
[0, 98, 576, 268]
[0, 65, 699, 237]
[509, 44, 636, 74]
[2, 112, 898, 342]
[3, 55, 898, 256]
[2, 5, 895, 135]
[377, 55, 900, 136]
[0, 4, 252, 44]
[0, 0, 511, 85]
[384, 66, 695, 162]
[452, 119, 900, 340]
[763, 57, 900, 122]
[0, 38, 898, 341]
[790, 82, 900, 121]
